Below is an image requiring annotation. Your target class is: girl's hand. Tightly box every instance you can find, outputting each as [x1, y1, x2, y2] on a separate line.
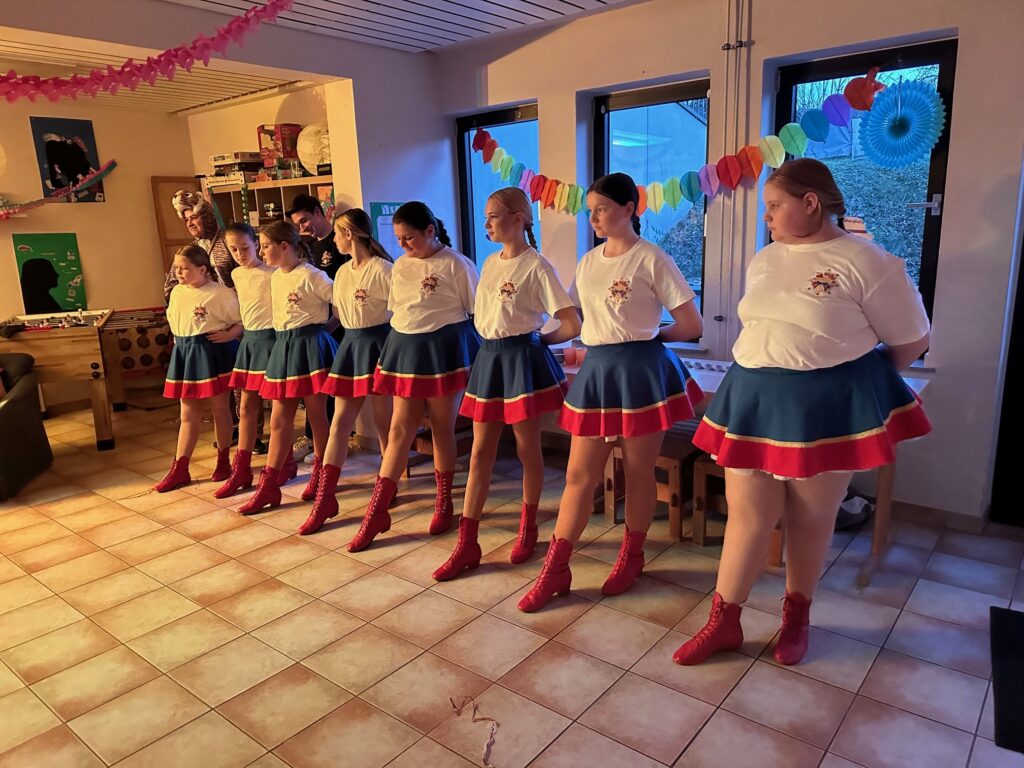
[207, 324, 242, 343]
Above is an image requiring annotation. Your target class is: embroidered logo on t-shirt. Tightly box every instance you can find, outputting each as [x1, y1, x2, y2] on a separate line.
[287, 290, 302, 307]
[353, 287, 369, 306]
[498, 281, 518, 303]
[420, 274, 440, 295]
[807, 270, 840, 297]
[192, 305, 208, 322]
[608, 278, 632, 305]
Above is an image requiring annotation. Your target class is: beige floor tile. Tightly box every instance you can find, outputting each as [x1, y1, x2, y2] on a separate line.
[499, 640, 623, 718]
[674, 708, 823, 768]
[362, 652, 489, 733]
[969, 737, 1024, 768]
[372, 591, 481, 649]
[340, 531, 428, 569]
[859, 649, 988, 732]
[0, 689, 61, 753]
[0, 664, 21, 697]
[632, 630, 753, 706]
[91, 587, 199, 641]
[67, 676, 207, 764]
[321, 571, 424, 621]
[106, 528, 194, 565]
[209, 579, 313, 631]
[0, 522, 74, 556]
[173, 509, 252, 541]
[0, 620, 119, 685]
[31, 492, 111, 519]
[276, 552, 373, 597]
[302, 624, 422, 694]
[430, 684, 570, 768]
[531, 723, 665, 768]
[247, 755, 291, 768]
[432, 614, 546, 680]
[62, 568, 162, 615]
[554, 604, 666, 669]
[0, 558, 23, 587]
[385, 738, 477, 768]
[137, 543, 230, 583]
[33, 549, 128, 596]
[217, 664, 349, 748]
[381, 543, 456, 588]
[251, 600, 363, 660]
[831, 696, 973, 768]
[0, 577, 52, 616]
[143, 496, 221, 526]
[128, 609, 244, 671]
[0, 597, 84, 651]
[430, 563, 532, 611]
[171, 560, 269, 606]
[820, 558, 920, 610]
[57, 502, 136, 533]
[489, 585, 596, 639]
[0, 510, 48, 536]
[16, 483, 83, 507]
[809, 587, 901, 646]
[936, 531, 1024, 568]
[923, 551, 1019, 600]
[761, 625, 879, 692]
[237, 537, 327, 576]
[78, 514, 164, 548]
[820, 755, 868, 768]
[114, 712, 264, 768]
[169, 635, 292, 707]
[644, 545, 721, 593]
[905, 579, 1007, 631]
[7, 536, 99, 573]
[599, 575, 705, 628]
[203, 523, 289, 558]
[886, 610, 992, 678]
[30, 645, 159, 720]
[276, 697, 419, 768]
[0, 724, 103, 768]
[722, 660, 854, 748]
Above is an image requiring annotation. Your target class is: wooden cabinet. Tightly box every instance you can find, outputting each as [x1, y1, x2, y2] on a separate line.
[202, 175, 335, 227]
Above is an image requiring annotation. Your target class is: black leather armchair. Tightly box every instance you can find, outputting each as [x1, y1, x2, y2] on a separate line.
[0, 353, 53, 500]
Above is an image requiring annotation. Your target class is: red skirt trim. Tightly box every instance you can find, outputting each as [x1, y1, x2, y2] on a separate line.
[228, 369, 266, 392]
[320, 372, 377, 399]
[557, 389, 699, 438]
[372, 365, 472, 399]
[163, 372, 233, 399]
[259, 369, 331, 400]
[459, 381, 568, 424]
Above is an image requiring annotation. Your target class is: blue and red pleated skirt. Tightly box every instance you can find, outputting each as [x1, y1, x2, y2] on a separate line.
[259, 324, 338, 400]
[228, 328, 277, 392]
[163, 334, 238, 399]
[557, 339, 705, 437]
[373, 319, 481, 398]
[320, 323, 391, 398]
[459, 331, 568, 424]
[692, 349, 932, 479]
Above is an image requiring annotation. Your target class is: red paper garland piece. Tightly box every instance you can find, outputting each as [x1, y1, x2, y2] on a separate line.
[472, 129, 490, 152]
[844, 67, 885, 111]
[482, 138, 499, 164]
[737, 145, 764, 179]
[530, 174, 548, 203]
[541, 178, 558, 208]
[716, 155, 742, 190]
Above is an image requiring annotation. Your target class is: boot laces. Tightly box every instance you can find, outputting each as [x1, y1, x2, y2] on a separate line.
[687, 598, 726, 652]
[779, 596, 806, 644]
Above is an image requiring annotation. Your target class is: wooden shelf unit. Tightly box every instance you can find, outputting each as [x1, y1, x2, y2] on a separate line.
[203, 175, 335, 226]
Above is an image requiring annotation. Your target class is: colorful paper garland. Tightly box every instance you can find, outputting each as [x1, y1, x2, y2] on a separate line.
[1, 160, 118, 219]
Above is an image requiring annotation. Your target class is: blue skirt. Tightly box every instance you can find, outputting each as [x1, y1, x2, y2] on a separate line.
[693, 350, 932, 478]
[460, 332, 567, 423]
[259, 324, 338, 400]
[320, 323, 391, 398]
[373, 319, 481, 398]
[558, 339, 705, 437]
[229, 328, 276, 392]
[164, 334, 239, 400]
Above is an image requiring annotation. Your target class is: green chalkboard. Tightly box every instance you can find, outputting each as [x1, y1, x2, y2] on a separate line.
[13, 232, 87, 313]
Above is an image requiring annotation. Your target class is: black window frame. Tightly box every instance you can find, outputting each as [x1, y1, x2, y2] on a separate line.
[456, 104, 539, 263]
[775, 39, 958, 321]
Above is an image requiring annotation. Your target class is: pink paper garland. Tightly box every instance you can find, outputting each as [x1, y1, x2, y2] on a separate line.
[0, 0, 294, 103]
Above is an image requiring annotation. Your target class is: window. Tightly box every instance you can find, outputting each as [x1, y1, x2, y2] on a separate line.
[594, 81, 711, 314]
[776, 40, 958, 320]
[456, 105, 540, 264]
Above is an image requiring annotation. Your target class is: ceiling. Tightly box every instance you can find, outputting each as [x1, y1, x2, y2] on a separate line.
[161, 0, 635, 53]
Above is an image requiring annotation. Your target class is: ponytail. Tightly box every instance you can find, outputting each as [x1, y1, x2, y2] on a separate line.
[334, 208, 394, 262]
[525, 224, 539, 249]
[630, 214, 641, 235]
[261, 219, 311, 264]
[434, 218, 453, 248]
[393, 201, 452, 249]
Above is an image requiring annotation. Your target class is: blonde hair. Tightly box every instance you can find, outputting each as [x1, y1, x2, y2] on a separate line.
[766, 159, 846, 223]
[260, 220, 313, 263]
[488, 187, 538, 249]
[334, 208, 393, 262]
[175, 244, 217, 281]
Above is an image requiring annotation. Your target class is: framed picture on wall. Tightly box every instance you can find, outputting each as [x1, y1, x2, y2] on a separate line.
[29, 117, 105, 203]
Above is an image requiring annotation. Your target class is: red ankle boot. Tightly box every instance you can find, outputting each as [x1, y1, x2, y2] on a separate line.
[601, 525, 646, 596]
[518, 536, 573, 613]
[509, 503, 539, 564]
[347, 475, 396, 552]
[154, 457, 191, 493]
[299, 463, 341, 535]
[238, 466, 282, 515]
[211, 448, 231, 482]
[300, 455, 323, 502]
[429, 469, 455, 535]
[282, 454, 299, 482]
[774, 591, 812, 665]
[673, 592, 744, 665]
[214, 450, 253, 499]
[433, 517, 482, 581]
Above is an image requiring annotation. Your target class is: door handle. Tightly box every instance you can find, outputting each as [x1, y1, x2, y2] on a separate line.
[907, 193, 942, 216]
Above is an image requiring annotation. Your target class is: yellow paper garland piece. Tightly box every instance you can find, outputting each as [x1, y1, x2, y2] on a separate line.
[758, 135, 786, 168]
[490, 147, 505, 172]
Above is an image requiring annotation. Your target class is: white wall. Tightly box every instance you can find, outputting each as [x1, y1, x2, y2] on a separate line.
[431, 0, 1024, 519]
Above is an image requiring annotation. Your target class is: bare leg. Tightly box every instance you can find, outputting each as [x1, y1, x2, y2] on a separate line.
[378, 396, 426, 481]
[268, 399, 299, 471]
[323, 396, 364, 469]
[552, 436, 613, 544]
[425, 392, 461, 472]
[209, 391, 233, 454]
[303, 393, 330, 457]
[619, 431, 665, 534]
[512, 418, 544, 506]
[462, 421, 505, 521]
[175, 399, 203, 458]
[370, 394, 393, 456]
[237, 391, 262, 452]
[783, 471, 853, 597]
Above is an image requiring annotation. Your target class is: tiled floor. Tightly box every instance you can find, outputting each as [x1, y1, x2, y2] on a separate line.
[2, 404, 1024, 767]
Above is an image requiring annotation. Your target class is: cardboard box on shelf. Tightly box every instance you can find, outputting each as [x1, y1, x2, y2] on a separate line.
[257, 124, 302, 168]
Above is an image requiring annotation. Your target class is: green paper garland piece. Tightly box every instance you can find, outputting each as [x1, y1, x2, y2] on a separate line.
[490, 147, 505, 171]
[499, 155, 514, 180]
[680, 171, 703, 203]
[779, 123, 809, 157]
[664, 177, 682, 208]
[758, 135, 786, 168]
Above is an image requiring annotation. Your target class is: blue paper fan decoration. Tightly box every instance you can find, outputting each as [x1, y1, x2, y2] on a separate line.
[859, 80, 946, 168]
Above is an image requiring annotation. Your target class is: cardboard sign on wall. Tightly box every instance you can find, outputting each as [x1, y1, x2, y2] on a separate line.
[13, 233, 87, 313]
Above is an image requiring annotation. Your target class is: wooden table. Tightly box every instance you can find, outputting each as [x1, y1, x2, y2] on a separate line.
[561, 357, 930, 587]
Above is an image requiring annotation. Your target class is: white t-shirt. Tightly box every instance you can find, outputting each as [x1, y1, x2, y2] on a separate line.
[231, 262, 275, 331]
[167, 281, 241, 337]
[474, 247, 574, 340]
[388, 246, 478, 334]
[569, 238, 696, 346]
[270, 261, 334, 331]
[332, 257, 393, 329]
[732, 233, 931, 370]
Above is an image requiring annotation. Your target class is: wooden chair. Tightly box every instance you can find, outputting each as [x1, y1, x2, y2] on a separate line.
[405, 415, 475, 478]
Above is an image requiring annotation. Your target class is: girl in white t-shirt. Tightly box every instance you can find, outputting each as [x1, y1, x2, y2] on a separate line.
[298, 209, 395, 535]
[347, 202, 481, 552]
[156, 245, 242, 492]
[433, 187, 582, 581]
[520, 173, 705, 612]
[240, 221, 338, 514]
[677, 159, 932, 668]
